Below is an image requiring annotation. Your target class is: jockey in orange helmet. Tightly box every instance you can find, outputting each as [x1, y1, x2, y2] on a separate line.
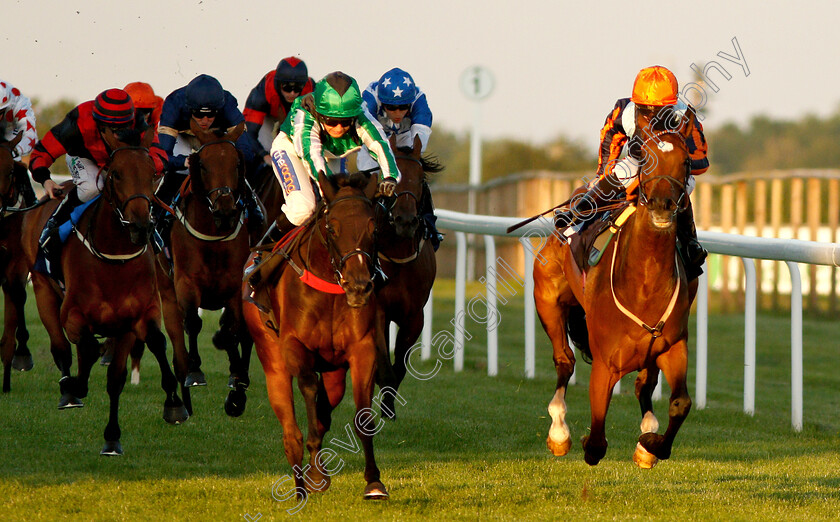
[554, 65, 709, 279]
[124, 82, 163, 129]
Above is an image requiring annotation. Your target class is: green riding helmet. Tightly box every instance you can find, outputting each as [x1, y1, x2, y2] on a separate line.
[314, 72, 363, 118]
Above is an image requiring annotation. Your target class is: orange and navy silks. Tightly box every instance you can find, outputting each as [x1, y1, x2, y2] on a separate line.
[30, 102, 168, 183]
[594, 98, 709, 178]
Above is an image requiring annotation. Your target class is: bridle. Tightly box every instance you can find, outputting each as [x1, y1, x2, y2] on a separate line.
[636, 131, 691, 218]
[318, 194, 376, 290]
[378, 154, 424, 226]
[192, 139, 244, 212]
[102, 146, 154, 226]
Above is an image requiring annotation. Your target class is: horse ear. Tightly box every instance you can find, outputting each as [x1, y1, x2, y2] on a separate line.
[679, 107, 697, 140]
[227, 122, 245, 142]
[318, 173, 339, 202]
[189, 117, 213, 144]
[9, 132, 23, 149]
[412, 134, 422, 158]
[140, 127, 155, 149]
[101, 127, 122, 150]
[388, 133, 397, 153]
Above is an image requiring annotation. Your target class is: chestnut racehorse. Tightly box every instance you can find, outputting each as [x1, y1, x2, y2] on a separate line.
[534, 119, 697, 468]
[156, 121, 253, 417]
[375, 136, 442, 418]
[0, 132, 36, 391]
[21, 127, 187, 455]
[244, 171, 390, 499]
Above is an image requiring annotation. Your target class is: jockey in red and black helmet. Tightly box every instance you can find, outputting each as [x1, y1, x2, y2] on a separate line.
[30, 88, 168, 269]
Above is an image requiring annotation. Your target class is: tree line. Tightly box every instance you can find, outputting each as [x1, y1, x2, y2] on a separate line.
[32, 98, 840, 182]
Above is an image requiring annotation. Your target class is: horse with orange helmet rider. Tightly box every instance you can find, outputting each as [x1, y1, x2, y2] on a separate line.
[124, 82, 164, 130]
[553, 65, 709, 279]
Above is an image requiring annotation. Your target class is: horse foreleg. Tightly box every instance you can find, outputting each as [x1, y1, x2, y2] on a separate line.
[12, 279, 33, 372]
[582, 361, 619, 466]
[33, 274, 76, 408]
[129, 339, 144, 385]
[349, 346, 388, 500]
[265, 368, 306, 498]
[101, 332, 133, 456]
[73, 330, 101, 400]
[297, 370, 331, 493]
[534, 266, 577, 457]
[143, 322, 188, 425]
[639, 340, 691, 462]
[1, 286, 17, 393]
[633, 367, 662, 468]
[383, 314, 423, 419]
[183, 307, 205, 387]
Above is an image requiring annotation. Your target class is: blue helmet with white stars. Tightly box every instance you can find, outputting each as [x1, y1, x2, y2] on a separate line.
[376, 68, 417, 106]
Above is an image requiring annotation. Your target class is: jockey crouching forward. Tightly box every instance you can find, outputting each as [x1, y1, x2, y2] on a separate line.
[0, 79, 39, 205]
[360, 67, 441, 249]
[262, 71, 400, 244]
[153, 74, 264, 232]
[30, 88, 167, 272]
[243, 56, 315, 179]
[553, 65, 709, 279]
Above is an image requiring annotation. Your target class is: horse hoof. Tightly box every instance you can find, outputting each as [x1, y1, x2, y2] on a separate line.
[164, 404, 190, 425]
[380, 406, 396, 421]
[58, 393, 84, 409]
[363, 481, 389, 500]
[224, 388, 247, 417]
[130, 367, 140, 385]
[304, 472, 331, 493]
[101, 441, 123, 456]
[12, 354, 34, 372]
[547, 436, 571, 457]
[184, 371, 207, 387]
[100, 352, 113, 366]
[632, 442, 658, 469]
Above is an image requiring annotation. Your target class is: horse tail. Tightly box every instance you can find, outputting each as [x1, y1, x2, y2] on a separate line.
[566, 305, 592, 364]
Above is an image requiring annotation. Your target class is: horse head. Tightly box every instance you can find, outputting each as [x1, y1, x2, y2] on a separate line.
[384, 134, 443, 239]
[318, 171, 378, 308]
[636, 110, 694, 230]
[188, 120, 246, 231]
[101, 127, 157, 245]
[0, 133, 23, 206]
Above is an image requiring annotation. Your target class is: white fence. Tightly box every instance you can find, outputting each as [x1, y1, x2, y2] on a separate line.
[421, 208, 840, 432]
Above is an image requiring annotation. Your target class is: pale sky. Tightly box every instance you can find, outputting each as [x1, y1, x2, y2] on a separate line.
[5, 0, 839, 148]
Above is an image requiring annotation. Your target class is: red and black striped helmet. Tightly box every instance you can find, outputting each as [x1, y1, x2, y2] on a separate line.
[93, 88, 135, 126]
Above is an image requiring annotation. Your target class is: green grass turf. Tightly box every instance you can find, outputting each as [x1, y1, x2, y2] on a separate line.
[1, 280, 840, 521]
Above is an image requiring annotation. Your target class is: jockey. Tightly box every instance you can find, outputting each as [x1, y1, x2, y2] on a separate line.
[30, 88, 168, 267]
[0, 79, 38, 205]
[360, 67, 440, 248]
[263, 71, 400, 243]
[154, 74, 264, 229]
[243, 57, 315, 168]
[553, 65, 709, 276]
[123, 82, 163, 129]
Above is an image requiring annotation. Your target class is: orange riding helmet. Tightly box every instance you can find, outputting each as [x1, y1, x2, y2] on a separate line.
[123, 82, 163, 127]
[631, 66, 678, 106]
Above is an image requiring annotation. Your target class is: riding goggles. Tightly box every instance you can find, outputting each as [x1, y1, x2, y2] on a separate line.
[383, 103, 411, 111]
[280, 82, 305, 93]
[321, 116, 355, 128]
[192, 108, 219, 119]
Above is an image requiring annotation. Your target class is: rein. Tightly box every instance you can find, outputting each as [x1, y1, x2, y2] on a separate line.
[377, 153, 426, 263]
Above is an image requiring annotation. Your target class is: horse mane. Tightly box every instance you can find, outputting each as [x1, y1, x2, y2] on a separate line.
[338, 170, 375, 190]
[394, 146, 445, 182]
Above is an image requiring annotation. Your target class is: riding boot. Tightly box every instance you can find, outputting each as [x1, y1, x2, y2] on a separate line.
[152, 171, 187, 232]
[419, 181, 443, 251]
[554, 172, 625, 229]
[241, 178, 265, 233]
[676, 201, 707, 280]
[39, 187, 82, 270]
[247, 214, 298, 290]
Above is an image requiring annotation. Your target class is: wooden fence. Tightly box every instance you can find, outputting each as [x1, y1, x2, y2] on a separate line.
[432, 169, 840, 314]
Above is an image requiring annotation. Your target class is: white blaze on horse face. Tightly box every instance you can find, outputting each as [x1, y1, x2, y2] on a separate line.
[640, 410, 659, 434]
[547, 388, 571, 445]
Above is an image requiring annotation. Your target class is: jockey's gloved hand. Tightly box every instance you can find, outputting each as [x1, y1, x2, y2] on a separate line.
[378, 177, 397, 197]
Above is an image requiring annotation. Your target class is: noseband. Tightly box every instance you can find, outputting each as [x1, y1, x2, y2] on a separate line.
[319, 194, 375, 288]
[193, 139, 242, 211]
